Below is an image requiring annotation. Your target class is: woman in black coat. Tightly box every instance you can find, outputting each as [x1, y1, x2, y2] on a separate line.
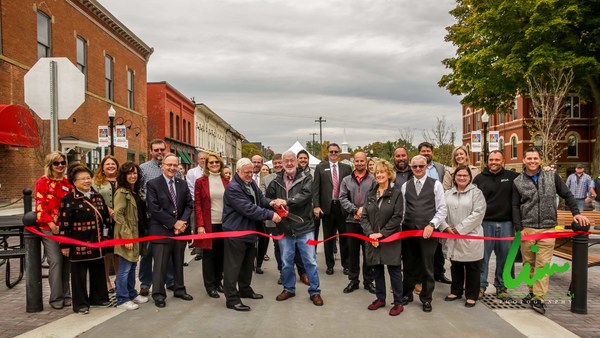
[361, 159, 404, 316]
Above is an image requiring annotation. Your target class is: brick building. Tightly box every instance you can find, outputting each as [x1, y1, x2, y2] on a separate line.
[462, 95, 596, 175]
[147, 81, 196, 169]
[0, 0, 153, 202]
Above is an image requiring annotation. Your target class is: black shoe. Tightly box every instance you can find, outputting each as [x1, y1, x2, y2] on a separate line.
[343, 281, 359, 294]
[216, 284, 224, 293]
[444, 295, 461, 302]
[183, 262, 189, 267]
[364, 283, 376, 294]
[423, 301, 432, 312]
[530, 300, 546, 314]
[435, 276, 452, 284]
[194, 254, 202, 261]
[91, 301, 110, 307]
[166, 285, 175, 291]
[401, 295, 413, 306]
[343, 268, 350, 275]
[255, 267, 264, 274]
[241, 293, 264, 299]
[174, 293, 193, 301]
[207, 290, 220, 298]
[227, 303, 251, 311]
[521, 292, 534, 304]
[326, 267, 334, 275]
[155, 299, 166, 308]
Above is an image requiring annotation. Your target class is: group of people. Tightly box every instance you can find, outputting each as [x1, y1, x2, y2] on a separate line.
[34, 138, 589, 317]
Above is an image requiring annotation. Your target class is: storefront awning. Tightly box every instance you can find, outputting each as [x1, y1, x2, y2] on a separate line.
[0, 104, 39, 147]
[177, 149, 193, 165]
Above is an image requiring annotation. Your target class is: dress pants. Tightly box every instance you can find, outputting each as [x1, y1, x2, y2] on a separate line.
[450, 260, 481, 301]
[151, 239, 187, 302]
[223, 238, 257, 307]
[41, 230, 71, 308]
[322, 201, 348, 270]
[434, 243, 447, 279]
[255, 222, 270, 269]
[402, 236, 438, 303]
[345, 222, 374, 285]
[373, 264, 403, 304]
[70, 258, 108, 312]
[139, 241, 175, 289]
[203, 224, 224, 292]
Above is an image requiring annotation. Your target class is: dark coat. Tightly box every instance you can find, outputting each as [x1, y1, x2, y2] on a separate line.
[146, 175, 194, 244]
[266, 168, 314, 236]
[312, 161, 352, 215]
[361, 183, 403, 266]
[58, 189, 111, 262]
[222, 173, 273, 243]
[192, 174, 229, 249]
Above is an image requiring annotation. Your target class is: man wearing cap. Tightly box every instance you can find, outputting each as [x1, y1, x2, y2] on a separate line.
[222, 158, 285, 311]
[566, 163, 593, 212]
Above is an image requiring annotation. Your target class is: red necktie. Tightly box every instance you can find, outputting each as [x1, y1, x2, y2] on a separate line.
[332, 164, 339, 199]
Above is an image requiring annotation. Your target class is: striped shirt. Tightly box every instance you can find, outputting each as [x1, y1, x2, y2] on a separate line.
[566, 173, 592, 199]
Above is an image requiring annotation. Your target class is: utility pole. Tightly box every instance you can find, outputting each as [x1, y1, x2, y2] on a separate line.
[314, 117, 326, 159]
[309, 132, 318, 155]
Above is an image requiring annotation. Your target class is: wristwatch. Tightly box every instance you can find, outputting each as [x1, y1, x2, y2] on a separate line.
[429, 222, 435, 228]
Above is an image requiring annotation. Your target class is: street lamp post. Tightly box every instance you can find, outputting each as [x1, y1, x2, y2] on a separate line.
[108, 105, 116, 156]
[481, 112, 490, 164]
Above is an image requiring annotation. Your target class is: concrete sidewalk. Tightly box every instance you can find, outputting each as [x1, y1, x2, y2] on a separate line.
[12, 247, 580, 338]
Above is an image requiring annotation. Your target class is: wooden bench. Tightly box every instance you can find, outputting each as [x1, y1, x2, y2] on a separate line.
[553, 211, 600, 267]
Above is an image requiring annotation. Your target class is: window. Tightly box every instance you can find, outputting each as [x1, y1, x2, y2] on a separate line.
[176, 115, 180, 140]
[182, 119, 187, 143]
[105, 55, 114, 100]
[127, 69, 134, 109]
[511, 136, 518, 158]
[466, 116, 471, 132]
[139, 152, 146, 164]
[169, 112, 174, 138]
[500, 113, 505, 124]
[127, 150, 135, 162]
[565, 96, 580, 118]
[37, 11, 51, 58]
[188, 121, 191, 144]
[533, 135, 543, 147]
[76, 37, 87, 84]
[499, 137, 504, 151]
[567, 134, 578, 157]
[475, 113, 480, 130]
[512, 99, 518, 120]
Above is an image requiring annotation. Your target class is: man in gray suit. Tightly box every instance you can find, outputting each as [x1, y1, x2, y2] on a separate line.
[418, 142, 451, 284]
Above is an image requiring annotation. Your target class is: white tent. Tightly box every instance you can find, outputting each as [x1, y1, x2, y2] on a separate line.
[265, 141, 321, 168]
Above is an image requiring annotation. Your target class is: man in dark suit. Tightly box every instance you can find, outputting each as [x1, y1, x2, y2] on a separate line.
[312, 143, 352, 275]
[146, 153, 194, 308]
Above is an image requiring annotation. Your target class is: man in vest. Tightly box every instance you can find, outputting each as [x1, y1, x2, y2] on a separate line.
[401, 155, 447, 313]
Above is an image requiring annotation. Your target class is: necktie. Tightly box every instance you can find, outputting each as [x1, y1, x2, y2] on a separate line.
[416, 179, 422, 196]
[169, 179, 177, 205]
[332, 164, 339, 199]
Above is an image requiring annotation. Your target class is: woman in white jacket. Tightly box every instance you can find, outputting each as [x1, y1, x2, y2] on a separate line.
[439, 166, 486, 308]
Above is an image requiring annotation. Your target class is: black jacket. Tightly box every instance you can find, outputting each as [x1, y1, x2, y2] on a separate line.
[146, 176, 194, 244]
[267, 168, 314, 236]
[312, 161, 352, 214]
[472, 167, 519, 222]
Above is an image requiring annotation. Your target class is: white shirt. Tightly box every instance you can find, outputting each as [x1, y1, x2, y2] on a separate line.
[186, 166, 204, 199]
[400, 176, 447, 229]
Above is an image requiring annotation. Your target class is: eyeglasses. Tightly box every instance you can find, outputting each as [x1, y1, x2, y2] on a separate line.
[164, 164, 178, 167]
[411, 165, 426, 169]
[153, 148, 166, 152]
[52, 161, 67, 166]
[76, 177, 92, 182]
[455, 174, 470, 178]
[329, 150, 339, 154]
[208, 161, 220, 165]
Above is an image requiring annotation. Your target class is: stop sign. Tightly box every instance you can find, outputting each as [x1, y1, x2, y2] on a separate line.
[24, 57, 85, 120]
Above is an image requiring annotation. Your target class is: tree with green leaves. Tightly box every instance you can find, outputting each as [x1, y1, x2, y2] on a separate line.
[439, 0, 600, 172]
[242, 142, 262, 158]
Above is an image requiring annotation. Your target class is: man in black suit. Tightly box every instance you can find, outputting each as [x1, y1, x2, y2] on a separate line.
[146, 153, 194, 308]
[312, 143, 352, 275]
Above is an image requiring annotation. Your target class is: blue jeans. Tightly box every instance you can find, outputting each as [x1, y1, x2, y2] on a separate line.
[139, 242, 174, 289]
[575, 199, 585, 212]
[480, 221, 512, 290]
[279, 232, 320, 296]
[116, 256, 138, 305]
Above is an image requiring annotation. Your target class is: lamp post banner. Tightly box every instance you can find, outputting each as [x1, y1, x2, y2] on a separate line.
[471, 131, 482, 152]
[489, 131, 500, 151]
[115, 125, 127, 148]
[98, 126, 110, 147]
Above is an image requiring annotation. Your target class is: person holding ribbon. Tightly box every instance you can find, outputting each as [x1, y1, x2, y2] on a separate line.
[361, 159, 404, 316]
[439, 166, 486, 308]
[193, 153, 229, 299]
[113, 161, 149, 310]
[35, 151, 73, 310]
[58, 164, 111, 314]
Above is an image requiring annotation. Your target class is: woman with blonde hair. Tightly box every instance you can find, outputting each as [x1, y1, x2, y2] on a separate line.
[35, 151, 73, 309]
[92, 155, 120, 293]
[442, 146, 480, 190]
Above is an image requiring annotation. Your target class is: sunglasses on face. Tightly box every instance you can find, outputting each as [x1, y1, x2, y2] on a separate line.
[153, 148, 166, 152]
[329, 150, 339, 154]
[208, 161, 220, 165]
[411, 165, 426, 169]
[52, 161, 66, 166]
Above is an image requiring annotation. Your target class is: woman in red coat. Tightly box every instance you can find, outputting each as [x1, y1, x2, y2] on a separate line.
[192, 153, 229, 299]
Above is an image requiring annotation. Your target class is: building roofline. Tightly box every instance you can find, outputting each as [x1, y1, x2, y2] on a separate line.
[196, 103, 245, 140]
[148, 81, 195, 108]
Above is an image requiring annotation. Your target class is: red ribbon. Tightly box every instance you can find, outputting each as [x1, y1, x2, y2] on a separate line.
[26, 226, 588, 249]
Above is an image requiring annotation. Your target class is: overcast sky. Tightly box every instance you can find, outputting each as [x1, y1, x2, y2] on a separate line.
[100, 0, 462, 153]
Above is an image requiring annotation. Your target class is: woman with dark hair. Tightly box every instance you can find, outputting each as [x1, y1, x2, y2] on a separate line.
[92, 155, 120, 293]
[58, 164, 111, 314]
[35, 151, 72, 309]
[192, 153, 229, 298]
[440, 166, 486, 307]
[113, 162, 149, 310]
[361, 159, 404, 316]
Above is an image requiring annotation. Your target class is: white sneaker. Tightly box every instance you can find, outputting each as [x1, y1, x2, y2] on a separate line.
[133, 295, 149, 304]
[116, 301, 139, 310]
